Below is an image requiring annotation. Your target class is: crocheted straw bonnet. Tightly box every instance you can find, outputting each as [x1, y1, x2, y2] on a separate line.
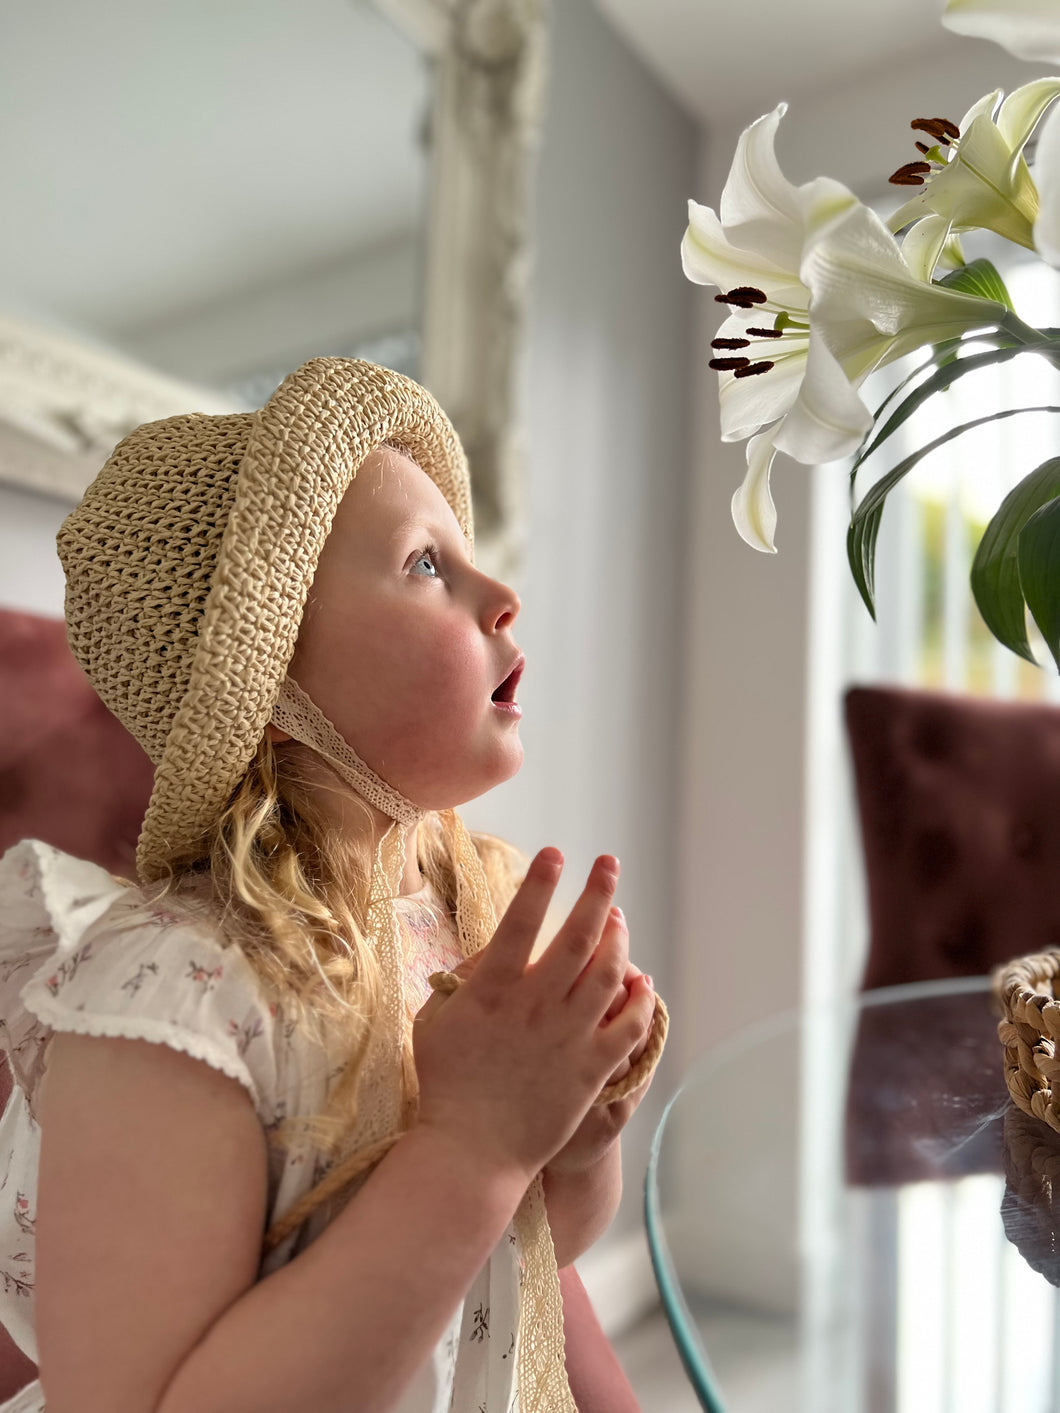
[55, 357, 667, 1412]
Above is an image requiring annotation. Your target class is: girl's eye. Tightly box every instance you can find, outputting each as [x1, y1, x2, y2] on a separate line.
[409, 543, 440, 578]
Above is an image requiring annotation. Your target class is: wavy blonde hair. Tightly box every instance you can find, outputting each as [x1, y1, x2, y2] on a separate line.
[143, 437, 527, 1164]
[146, 727, 528, 1162]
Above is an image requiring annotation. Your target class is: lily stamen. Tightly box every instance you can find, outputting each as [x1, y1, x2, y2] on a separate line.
[733, 362, 774, 379]
[709, 356, 752, 371]
[711, 337, 751, 349]
[714, 286, 768, 308]
[890, 161, 934, 186]
[911, 117, 960, 144]
[745, 326, 785, 339]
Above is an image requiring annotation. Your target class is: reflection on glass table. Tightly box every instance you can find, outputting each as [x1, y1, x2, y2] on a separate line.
[645, 977, 1060, 1413]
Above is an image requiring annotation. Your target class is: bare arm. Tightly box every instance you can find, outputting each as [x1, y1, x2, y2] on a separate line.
[542, 1141, 623, 1268]
[161, 1123, 527, 1413]
[36, 1033, 528, 1413]
[36, 850, 653, 1413]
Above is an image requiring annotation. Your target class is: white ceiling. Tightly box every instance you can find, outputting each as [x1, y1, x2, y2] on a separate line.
[593, 0, 956, 127]
[0, 0, 429, 338]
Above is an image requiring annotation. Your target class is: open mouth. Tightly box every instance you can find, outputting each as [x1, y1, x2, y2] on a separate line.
[491, 655, 525, 704]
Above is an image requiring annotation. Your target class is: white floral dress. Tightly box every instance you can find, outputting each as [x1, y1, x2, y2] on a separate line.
[0, 839, 522, 1413]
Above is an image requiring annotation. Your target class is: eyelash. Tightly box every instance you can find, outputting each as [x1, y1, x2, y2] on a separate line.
[410, 542, 441, 578]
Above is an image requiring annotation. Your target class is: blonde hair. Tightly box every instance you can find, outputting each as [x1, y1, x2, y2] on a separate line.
[140, 436, 527, 1165]
[145, 727, 527, 1164]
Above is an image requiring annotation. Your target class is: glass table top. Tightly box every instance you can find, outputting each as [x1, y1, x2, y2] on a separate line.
[645, 977, 1060, 1413]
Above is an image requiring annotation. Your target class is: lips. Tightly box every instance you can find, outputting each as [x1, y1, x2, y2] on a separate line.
[491, 654, 525, 704]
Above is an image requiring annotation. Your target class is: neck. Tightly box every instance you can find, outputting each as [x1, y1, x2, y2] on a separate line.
[277, 741, 425, 896]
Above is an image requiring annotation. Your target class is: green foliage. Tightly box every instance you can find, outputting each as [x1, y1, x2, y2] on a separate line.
[935, 258, 1016, 311]
[1018, 497, 1060, 672]
[847, 405, 1060, 619]
[971, 458, 1060, 663]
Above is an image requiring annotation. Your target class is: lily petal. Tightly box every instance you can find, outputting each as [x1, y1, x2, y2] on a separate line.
[1034, 101, 1060, 265]
[957, 87, 1003, 135]
[718, 105, 807, 273]
[900, 214, 953, 282]
[772, 331, 874, 466]
[718, 335, 811, 442]
[682, 199, 801, 299]
[731, 427, 780, 553]
[941, 0, 1060, 65]
[997, 76, 1060, 156]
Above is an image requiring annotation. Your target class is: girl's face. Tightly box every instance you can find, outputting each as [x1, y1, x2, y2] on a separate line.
[283, 446, 525, 810]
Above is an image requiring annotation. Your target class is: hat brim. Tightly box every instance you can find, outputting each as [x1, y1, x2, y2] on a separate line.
[135, 358, 472, 882]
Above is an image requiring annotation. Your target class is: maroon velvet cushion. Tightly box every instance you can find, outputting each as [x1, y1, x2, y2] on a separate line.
[841, 684, 1060, 1187]
[0, 607, 154, 878]
[844, 684, 1060, 990]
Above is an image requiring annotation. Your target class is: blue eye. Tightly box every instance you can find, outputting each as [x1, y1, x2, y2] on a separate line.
[410, 543, 440, 578]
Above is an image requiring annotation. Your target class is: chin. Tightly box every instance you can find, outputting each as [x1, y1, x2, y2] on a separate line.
[420, 742, 525, 812]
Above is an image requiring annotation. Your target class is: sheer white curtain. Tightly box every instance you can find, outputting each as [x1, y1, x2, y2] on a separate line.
[804, 249, 1060, 1008]
[798, 251, 1060, 1413]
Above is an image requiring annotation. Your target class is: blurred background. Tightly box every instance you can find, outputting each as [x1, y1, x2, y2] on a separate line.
[2, 0, 1057, 1406]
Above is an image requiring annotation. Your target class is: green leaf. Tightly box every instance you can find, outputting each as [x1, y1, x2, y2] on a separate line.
[935, 258, 1016, 312]
[853, 342, 1035, 479]
[970, 457, 1060, 664]
[846, 501, 883, 619]
[848, 405, 1060, 619]
[854, 348, 943, 478]
[1019, 497, 1060, 673]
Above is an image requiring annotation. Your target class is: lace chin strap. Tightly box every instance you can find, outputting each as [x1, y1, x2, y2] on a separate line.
[270, 675, 424, 827]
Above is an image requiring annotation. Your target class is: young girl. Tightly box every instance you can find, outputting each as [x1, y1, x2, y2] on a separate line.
[0, 357, 666, 1413]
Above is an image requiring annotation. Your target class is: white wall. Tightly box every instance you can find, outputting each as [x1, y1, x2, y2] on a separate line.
[459, 0, 697, 1249]
[0, 483, 71, 615]
[123, 232, 420, 385]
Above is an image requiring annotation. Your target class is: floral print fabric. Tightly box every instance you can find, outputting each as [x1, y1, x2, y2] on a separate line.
[0, 840, 521, 1413]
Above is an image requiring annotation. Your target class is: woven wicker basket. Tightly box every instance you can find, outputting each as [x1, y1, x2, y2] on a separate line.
[995, 951, 1060, 1134]
[1001, 1104, 1060, 1286]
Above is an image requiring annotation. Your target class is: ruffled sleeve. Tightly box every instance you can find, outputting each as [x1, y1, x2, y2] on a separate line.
[0, 839, 279, 1124]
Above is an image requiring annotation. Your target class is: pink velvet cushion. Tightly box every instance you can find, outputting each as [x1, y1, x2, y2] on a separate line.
[840, 684, 1060, 1186]
[0, 607, 154, 879]
[845, 684, 1060, 991]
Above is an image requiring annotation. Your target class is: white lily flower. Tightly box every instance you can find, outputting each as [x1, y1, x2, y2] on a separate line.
[939, 4, 1060, 266]
[941, 0, 1060, 64]
[886, 78, 1060, 250]
[684, 105, 1008, 552]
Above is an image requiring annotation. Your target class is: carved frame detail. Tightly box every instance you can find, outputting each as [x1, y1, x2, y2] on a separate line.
[0, 0, 550, 582]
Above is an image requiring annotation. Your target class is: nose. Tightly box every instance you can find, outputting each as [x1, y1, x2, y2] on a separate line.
[481, 571, 521, 633]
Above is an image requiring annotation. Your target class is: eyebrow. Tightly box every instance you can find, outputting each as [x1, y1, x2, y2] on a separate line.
[390, 516, 471, 558]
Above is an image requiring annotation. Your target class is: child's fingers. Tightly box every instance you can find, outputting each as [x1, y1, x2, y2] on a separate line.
[568, 906, 630, 1026]
[533, 856, 620, 993]
[603, 962, 643, 1022]
[597, 975, 656, 1071]
[474, 848, 564, 985]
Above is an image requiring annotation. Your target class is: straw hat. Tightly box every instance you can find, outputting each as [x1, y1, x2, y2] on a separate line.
[56, 357, 471, 882]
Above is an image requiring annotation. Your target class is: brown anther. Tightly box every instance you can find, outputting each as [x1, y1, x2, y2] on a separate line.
[915, 140, 930, 155]
[709, 357, 751, 371]
[711, 337, 751, 349]
[911, 117, 960, 142]
[889, 161, 931, 186]
[715, 286, 768, 308]
[745, 326, 784, 339]
[733, 361, 773, 379]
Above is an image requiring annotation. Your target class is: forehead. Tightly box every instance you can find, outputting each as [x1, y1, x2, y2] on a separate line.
[335, 446, 464, 543]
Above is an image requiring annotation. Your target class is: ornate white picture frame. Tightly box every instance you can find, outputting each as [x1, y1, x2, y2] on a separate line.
[0, 0, 549, 580]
